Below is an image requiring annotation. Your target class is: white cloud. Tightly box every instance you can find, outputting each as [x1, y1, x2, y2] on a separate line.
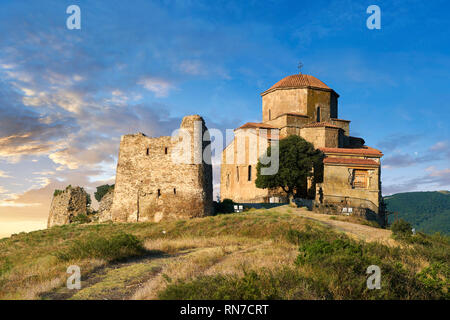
[23, 90, 85, 113]
[179, 60, 205, 75]
[430, 141, 448, 151]
[138, 77, 174, 97]
[0, 200, 41, 207]
[0, 170, 12, 178]
[20, 87, 35, 96]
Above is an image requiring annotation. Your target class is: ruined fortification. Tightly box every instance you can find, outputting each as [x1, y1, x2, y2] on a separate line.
[47, 186, 89, 227]
[98, 188, 114, 222]
[110, 115, 213, 222]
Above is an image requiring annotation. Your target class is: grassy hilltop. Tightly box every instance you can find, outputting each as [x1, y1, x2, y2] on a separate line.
[0, 206, 448, 300]
[385, 191, 450, 235]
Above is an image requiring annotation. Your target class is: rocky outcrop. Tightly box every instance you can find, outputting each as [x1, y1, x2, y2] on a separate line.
[98, 188, 114, 222]
[47, 186, 89, 228]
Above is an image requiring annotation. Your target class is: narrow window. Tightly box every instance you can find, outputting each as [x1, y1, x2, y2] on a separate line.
[248, 165, 252, 181]
[173, 188, 176, 195]
[157, 189, 161, 197]
[226, 174, 230, 188]
[164, 147, 168, 155]
[236, 166, 239, 182]
[316, 106, 321, 122]
[269, 109, 271, 120]
[146, 148, 149, 155]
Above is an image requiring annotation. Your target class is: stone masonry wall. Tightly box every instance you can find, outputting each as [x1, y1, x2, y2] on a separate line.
[111, 115, 213, 223]
[300, 127, 339, 148]
[262, 88, 308, 122]
[320, 164, 380, 213]
[98, 188, 114, 222]
[47, 186, 88, 228]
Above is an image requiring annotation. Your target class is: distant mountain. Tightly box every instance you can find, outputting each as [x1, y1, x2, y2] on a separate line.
[384, 191, 450, 235]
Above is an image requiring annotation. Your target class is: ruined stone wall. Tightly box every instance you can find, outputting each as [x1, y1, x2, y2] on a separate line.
[98, 188, 114, 222]
[111, 115, 213, 223]
[47, 186, 88, 228]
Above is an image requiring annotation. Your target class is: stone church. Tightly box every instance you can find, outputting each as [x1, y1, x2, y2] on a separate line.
[220, 74, 383, 214]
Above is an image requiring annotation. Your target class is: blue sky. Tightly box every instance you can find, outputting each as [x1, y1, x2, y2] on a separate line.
[0, 0, 449, 236]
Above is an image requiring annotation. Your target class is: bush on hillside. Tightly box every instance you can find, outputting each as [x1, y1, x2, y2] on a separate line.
[214, 199, 235, 214]
[158, 269, 331, 300]
[55, 232, 146, 262]
[72, 214, 91, 224]
[391, 219, 413, 237]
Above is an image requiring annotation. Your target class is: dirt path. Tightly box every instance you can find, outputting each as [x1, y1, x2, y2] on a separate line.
[40, 251, 188, 300]
[276, 205, 397, 246]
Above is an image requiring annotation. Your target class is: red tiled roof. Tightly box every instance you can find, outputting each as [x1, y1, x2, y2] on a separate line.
[269, 74, 331, 91]
[319, 146, 383, 157]
[276, 112, 309, 118]
[302, 122, 341, 129]
[330, 118, 351, 122]
[236, 122, 278, 130]
[323, 157, 379, 166]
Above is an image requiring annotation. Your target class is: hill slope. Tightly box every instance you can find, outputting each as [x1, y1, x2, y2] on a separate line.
[384, 191, 450, 235]
[0, 206, 448, 300]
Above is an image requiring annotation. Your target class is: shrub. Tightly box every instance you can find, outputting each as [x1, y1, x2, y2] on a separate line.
[94, 184, 115, 202]
[72, 214, 91, 224]
[416, 262, 450, 299]
[214, 199, 235, 214]
[290, 228, 449, 299]
[53, 189, 63, 197]
[0, 257, 12, 277]
[55, 232, 146, 262]
[158, 269, 330, 300]
[391, 219, 413, 237]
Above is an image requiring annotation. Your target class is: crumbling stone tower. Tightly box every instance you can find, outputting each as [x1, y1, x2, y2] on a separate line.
[110, 115, 213, 222]
[47, 186, 89, 227]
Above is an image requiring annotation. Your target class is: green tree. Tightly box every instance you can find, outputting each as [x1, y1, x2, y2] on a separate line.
[94, 184, 115, 202]
[255, 135, 323, 199]
[391, 219, 413, 237]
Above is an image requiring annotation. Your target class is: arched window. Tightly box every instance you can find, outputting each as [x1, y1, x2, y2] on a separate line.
[164, 147, 168, 155]
[173, 188, 176, 195]
[157, 189, 161, 197]
[236, 166, 239, 182]
[316, 106, 321, 122]
[146, 148, 149, 155]
[248, 165, 252, 181]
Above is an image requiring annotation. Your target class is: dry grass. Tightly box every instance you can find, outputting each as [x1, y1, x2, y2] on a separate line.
[0, 206, 447, 300]
[133, 236, 299, 300]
